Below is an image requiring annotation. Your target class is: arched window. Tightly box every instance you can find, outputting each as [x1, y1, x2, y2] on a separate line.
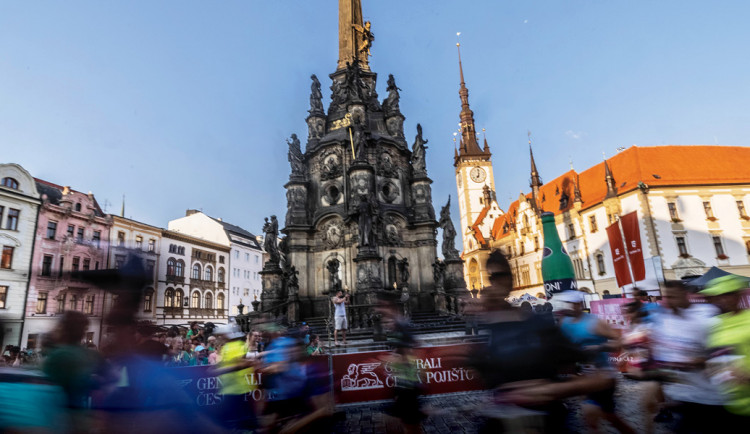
[191, 292, 200, 308]
[175, 260, 185, 277]
[205, 292, 213, 309]
[175, 290, 184, 307]
[218, 268, 225, 283]
[217, 293, 225, 310]
[165, 288, 174, 307]
[204, 266, 213, 282]
[1, 177, 19, 189]
[192, 264, 201, 280]
[143, 288, 154, 312]
[167, 258, 176, 276]
[596, 254, 606, 275]
[75, 203, 82, 212]
[523, 214, 529, 228]
[387, 257, 397, 288]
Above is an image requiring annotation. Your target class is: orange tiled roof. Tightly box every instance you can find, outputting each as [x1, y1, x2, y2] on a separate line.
[490, 145, 750, 240]
[471, 204, 491, 246]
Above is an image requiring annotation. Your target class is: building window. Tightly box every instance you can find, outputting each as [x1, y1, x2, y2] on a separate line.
[255, 256, 259, 264]
[567, 223, 576, 240]
[219, 255, 225, 264]
[596, 253, 606, 275]
[135, 236, 143, 250]
[176, 260, 185, 277]
[217, 293, 225, 310]
[713, 235, 726, 258]
[143, 291, 153, 312]
[114, 255, 126, 269]
[148, 239, 155, 252]
[243, 288, 249, 297]
[218, 268, 225, 283]
[76, 227, 84, 243]
[167, 258, 176, 276]
[5, 208, 19, 230]
[205, 292, 213, 309]
[191, 292, 200, 308]
[589, 215, 598, 233]
[74, 203, 82, 212]
[165, 289, 174, 307]
[92, 231, 101, 248]
[68, 294, 78, 311]
[1, 246, 13, 269]
[146, 260, 155, 278]
[245, 253, 250, 262]
[57, 293, 66, 313]
[1, 177, 19, 189]
[534, 236, 540, 251]
[737, 201, 749, 219]
[703, 201, 715, 220]
[235, 250, 239, 259]
[83, 258, 90, 271]
[676, 236, 689, 257]
[67, 225, 75, 238]
[0, 286, 7, 309]
[58, 256, 65, 277]
[204, 266, 213, 282]
[72, 256, 80, 272]
[84, 295, 94, 315]
[117, 231, 125, 246]
[47, 221, 58, 239]
[41, 255, 53, 276]
[668, 202, 680, 221]
[192, 264, 201, 280]
[176, 290, 184, 307]
[0, 206, 3, 224]
[36, 292, 48, 314]
[169, 244, 176, 254]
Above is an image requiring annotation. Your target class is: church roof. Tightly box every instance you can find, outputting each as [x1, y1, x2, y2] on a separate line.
[491, 145, 750, 240]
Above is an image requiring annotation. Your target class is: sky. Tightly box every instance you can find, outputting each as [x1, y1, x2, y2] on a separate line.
[2, 1, 749, 250]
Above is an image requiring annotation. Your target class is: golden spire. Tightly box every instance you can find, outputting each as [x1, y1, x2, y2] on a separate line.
[338, 0, 371, 71]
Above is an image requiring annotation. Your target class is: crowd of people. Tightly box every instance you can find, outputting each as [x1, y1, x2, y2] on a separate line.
[1, 250, 749, 433]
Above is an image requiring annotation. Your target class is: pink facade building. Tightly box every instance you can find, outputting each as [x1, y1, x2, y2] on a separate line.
[21, 180, 112, 349]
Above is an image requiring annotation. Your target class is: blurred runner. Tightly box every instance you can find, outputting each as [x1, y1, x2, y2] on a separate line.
[701, 274, 750, 430]
[210, 322, 257, 432]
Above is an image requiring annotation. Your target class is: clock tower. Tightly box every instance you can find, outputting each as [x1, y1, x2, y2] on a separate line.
[453, 42, 500, 290]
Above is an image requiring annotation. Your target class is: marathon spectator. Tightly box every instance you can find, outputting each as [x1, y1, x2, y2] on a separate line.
[208, 341, 223, 365]
[206, 335, 217, 353]
[701, 275, 750, 426]
[649, 280, 725, 433]
[307, 334, 324, 356]
[246, 329, 262, 360]
[186, 321, 200, 340]
[300, 322, 311, 345]
[634, 289, 661, 322]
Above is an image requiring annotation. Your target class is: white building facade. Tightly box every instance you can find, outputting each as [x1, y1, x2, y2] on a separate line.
[167, 210, 262, 317]
[0, 164, 41, 347]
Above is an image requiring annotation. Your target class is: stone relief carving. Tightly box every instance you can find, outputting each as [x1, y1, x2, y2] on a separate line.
[377, 150, 399, 178]
[386, 116, 404, 139]
[382, 215, 402, 246]
[322, 220, 344, 249]
[319, 148, 343, 180]
[379, 179, 400, 204]
[321, 182, 343, 206]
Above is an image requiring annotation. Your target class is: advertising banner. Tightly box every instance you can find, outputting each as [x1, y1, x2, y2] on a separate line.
[606, 223, 633, 287]
[620, 212, 646, 281]
[590, 298, 631, 329]
[332, 343, 485, 404]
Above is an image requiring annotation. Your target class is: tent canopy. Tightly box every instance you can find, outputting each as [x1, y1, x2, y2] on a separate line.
[685, 266, 734, 288]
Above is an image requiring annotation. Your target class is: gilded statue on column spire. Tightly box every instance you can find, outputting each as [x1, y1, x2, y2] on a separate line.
[338, 0, 371, 70]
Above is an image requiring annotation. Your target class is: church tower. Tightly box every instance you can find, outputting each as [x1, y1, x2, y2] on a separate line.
[453, 42, 500, 291]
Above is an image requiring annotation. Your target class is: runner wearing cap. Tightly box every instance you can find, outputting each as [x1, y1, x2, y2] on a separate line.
[209, 323, 257, 430]
[701, 274, 750, 426]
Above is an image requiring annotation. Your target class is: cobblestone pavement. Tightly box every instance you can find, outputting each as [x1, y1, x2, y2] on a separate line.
[333, 377, 675, 433]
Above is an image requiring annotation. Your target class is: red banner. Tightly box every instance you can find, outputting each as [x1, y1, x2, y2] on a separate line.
[620, 212, 646, 281]
[606, 223, 632, 287]
[332, 344, 485, 404]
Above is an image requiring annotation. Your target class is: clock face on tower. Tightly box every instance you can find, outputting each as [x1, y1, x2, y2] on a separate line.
[469, 166, 486, 183]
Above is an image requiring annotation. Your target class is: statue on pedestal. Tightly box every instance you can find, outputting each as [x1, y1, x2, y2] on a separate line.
[357, 195, 378, 248]
[439, 197, 459, 260]
[411, 124, 428, 173]
[263, 215, 280, 266]
[309, 74, 324, 114]
[287, 134, 305, 177]
[327, 259, 342, 293]
[383, 74, 401, 115]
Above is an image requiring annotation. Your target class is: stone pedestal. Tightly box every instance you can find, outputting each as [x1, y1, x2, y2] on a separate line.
[444, 257, 467, 315]
[353, 247, 382, 305]
[285, 179, 309, 228]
[260, 267, 285, 313]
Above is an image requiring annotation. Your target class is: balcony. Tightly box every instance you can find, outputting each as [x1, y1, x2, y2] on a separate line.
[165, 275, 185, 284]
[217, 281, 225, 289]
[159, 306, 228, 319]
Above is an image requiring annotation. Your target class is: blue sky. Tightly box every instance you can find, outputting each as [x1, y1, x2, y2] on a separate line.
[2, 1, 748, 249]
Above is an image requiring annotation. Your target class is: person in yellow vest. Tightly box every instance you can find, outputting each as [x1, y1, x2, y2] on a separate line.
[701, 274, 750, 428]
[210, 323, 257, 431]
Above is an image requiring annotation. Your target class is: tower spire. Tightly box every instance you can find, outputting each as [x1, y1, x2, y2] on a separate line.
[455, 38, 484, 158]
[338, 0, 371, 71]
[529, 132, 542, 188]
[604, 158, 618, 198]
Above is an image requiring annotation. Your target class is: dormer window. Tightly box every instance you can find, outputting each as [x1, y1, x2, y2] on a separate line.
[75, 203, 82, 212]
[1, 177, 19, 189]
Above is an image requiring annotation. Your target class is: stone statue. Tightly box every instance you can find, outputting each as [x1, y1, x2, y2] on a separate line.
[326, 259, 342, 293]
[345, 61, 366, 101]
[357, 195, 376, 247]
[351, 114, 366, 159]
[411, 124, 428, 173]
[331, 79, 346, 106]
[352, 21, 374, 58]
[432, 259, 446, 289]
[398, 258, 410, 284]
[439, 197, 459, 260]
[383, 74, 401, 115]
[309, 74, 324, 114]
[287, 134, 305, 177]
[263, 215, 280, 265]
